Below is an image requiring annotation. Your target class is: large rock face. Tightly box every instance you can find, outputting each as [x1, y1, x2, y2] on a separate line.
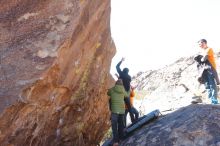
[121, 104, 220, 146]
[0, 0, 115, 145]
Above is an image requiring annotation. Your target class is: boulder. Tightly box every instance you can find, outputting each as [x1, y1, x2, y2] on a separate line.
[121, 104, 220, 146]
[0, 0, 115, 145]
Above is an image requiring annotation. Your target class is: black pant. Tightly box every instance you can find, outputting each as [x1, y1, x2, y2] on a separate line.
[111, 113, 125, 143]
[125, 107, 139, 126]
[124, 97, 135, 124]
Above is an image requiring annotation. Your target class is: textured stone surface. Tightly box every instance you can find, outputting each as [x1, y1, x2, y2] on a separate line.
[132, 54, 220, 115]
[123, 54, 220, 145]
[0, 0, 115, 145]
[121, 104, 220, 146]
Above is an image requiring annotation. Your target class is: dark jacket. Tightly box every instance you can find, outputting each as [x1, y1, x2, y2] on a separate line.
[116, 61, 131, 92]
[194, 54, 215, 84]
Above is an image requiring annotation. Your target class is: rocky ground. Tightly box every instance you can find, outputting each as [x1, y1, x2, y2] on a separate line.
[131, 53, 220, 116]
[1, 0, 220, 145]
[117, 53, 220, 145]
[102, 53, 220, 146]
[121, 104, 220, 146]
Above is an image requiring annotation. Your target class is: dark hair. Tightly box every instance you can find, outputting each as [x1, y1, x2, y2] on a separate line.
[198, 39, 207, 44]
[123, 68, 129, 74]
[194, 54, 203, 63]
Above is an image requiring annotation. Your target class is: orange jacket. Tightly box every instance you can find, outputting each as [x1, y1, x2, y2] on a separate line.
[130, 89, 135, 107]
[125, 89, 135, 109]
[207, 48, 217, 69]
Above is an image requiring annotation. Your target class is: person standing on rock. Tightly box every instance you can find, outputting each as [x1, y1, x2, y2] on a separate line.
[116, 58, 135, 124]
[197, 39, 219, 104]
[107, 79, 128, 146]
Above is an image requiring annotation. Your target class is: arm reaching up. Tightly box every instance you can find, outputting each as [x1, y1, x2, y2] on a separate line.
[116, 58, 125, 75]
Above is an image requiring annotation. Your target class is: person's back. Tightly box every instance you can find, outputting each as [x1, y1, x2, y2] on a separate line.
[107, 79, 128, 145]
[108, 84, 127, 114]
[115, 58, 135, 125]
[116, 58, 131, 92]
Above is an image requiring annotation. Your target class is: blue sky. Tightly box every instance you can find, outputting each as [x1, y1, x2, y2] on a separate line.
[110, 0, 220, 76]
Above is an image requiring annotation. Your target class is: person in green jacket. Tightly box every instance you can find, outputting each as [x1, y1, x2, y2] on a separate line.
[107, 79, 128, 146]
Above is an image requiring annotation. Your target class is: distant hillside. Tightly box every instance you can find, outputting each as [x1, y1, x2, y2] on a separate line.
[131, 52, 220, 114]
[103, 53, 220, 146]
